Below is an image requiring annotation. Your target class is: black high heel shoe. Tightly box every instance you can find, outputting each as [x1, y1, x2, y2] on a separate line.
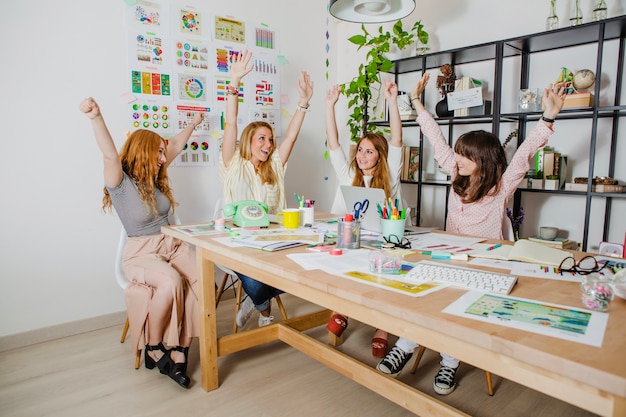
[145, 343, 171, 375]
[168, 346, 190, 388]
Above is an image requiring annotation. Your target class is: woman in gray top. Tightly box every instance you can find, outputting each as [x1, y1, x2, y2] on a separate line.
[80, 97, 203, 388]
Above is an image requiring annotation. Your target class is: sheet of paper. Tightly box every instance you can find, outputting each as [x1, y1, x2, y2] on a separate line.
[443, 291, 608, 347]
[287, 250, 443, 297]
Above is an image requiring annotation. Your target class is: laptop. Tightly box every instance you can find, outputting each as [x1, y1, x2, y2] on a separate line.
[340, 186, 433, 235]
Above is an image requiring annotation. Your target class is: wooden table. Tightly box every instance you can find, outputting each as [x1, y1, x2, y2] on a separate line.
[162, 225, 626, 417]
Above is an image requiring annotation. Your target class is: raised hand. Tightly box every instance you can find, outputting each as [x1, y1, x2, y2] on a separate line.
[382, 79, 398, 100]
[79, 97, 101, 120]
[230, 50, 253, 82]
[542, 83, 567, 120]
[326, 84, 341, 107]
[297, 71, 314, 106]
[411, 73, 430, 101]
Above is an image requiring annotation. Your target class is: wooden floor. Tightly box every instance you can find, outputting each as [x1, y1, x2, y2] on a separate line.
[0, 294, 599, 417]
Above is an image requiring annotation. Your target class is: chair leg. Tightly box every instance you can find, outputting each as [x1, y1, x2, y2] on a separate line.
[410, 345, 427, 374]
[485, 371, 494, 396]
[135, 349, 141, 369]
[275, 295, 288, 320]
[215, 272, 229, 307]
[233, 281, 244, 334]
[121, 316, 130, 343]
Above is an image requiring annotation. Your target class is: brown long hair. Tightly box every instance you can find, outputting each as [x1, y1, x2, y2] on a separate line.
[102, 129, 176, 214]
[350, 133, 392, 199]
[452, 130, 507, 203]
[238, 121, 277, 185]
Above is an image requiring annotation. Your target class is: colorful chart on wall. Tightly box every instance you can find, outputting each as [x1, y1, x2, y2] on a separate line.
[128, 30, 168, 68]
[124, 4, 282, 166]
[175, 104, 210, 132]
[249, 109, 281, 138]
[214, 16, 245, 44]
[131, 70, 172, 98]
[129, 100, 173, 133]
[174, 39, 209, 70]
[178, 9, 202, 35]
[249, 23, 279, 51]
[177, 74, 207, 102]
[214, 45, 241, 74]
[215, 78, 243, 103]
[127, 0, 168, 29]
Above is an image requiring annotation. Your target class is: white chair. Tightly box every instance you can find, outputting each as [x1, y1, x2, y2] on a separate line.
[502, 214, 515, 241]
[117, 213, 181, 369]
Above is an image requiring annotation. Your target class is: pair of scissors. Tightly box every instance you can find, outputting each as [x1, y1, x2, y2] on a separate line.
[353, 199, 369, 219]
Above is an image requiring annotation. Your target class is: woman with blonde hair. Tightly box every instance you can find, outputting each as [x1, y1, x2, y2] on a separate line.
[80, 97, 203, 388]
[220, 50, 314, 328]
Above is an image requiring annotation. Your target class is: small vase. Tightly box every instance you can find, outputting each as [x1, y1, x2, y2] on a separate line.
[546, 0, 559, 30]
[513, 230, 520, 241]
[570, 0, 583, 26]
[592, 0, 608, 21]
[435, 95, 453, 118]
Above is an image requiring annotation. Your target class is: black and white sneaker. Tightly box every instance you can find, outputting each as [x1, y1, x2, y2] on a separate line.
[433, 363, 458, 395]
[376, 346, 413, 377]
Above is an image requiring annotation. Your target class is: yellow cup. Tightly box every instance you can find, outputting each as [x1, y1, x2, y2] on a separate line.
[276, 209, 300, 229]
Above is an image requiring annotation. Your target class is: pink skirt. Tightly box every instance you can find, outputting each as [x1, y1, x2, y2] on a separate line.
[122, 233, 198, 353]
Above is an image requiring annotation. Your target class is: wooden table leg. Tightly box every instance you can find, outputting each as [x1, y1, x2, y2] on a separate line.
[197, 248, 219, 391]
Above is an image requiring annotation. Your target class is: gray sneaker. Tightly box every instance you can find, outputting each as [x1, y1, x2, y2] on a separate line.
[433, 363, 458, 395]
[258, 315, 274, 327]
[376, 346, 413, 377]
[236, 296, 256, 328]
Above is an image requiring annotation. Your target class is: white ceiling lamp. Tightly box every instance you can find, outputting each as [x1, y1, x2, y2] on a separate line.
[329, 0, 416, 23]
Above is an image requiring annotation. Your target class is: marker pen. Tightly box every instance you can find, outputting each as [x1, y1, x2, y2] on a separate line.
[431, 251, 468, 261]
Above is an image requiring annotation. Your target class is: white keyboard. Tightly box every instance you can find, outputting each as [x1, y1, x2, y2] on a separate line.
[406, 261, 517, 295]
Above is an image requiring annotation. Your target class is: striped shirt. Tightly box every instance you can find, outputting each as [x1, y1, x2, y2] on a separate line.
[219, 150, 286, 214]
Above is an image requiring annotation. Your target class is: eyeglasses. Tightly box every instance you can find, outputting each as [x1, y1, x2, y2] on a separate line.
[558, 255, 606, 275]
[383, 234, 411, 249]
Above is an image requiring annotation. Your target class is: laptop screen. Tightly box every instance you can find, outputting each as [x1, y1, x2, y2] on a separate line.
[340, 185, 387, 233]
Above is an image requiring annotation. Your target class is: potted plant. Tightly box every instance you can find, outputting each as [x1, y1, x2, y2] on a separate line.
[342, 20, 429, 142]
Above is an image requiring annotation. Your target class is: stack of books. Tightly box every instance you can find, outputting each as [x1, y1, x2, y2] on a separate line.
[527, 236, 578, 250]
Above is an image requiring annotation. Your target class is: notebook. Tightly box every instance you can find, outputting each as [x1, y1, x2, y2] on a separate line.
[340, 185, 432, 235]
[470, 239, 570, 266]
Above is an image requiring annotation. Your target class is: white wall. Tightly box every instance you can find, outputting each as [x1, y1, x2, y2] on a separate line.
[2, 0, 625, 341]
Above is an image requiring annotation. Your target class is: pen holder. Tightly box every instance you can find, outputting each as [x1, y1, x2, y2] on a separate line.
[299, 206, 315, 227]
[381, 218, 405, 242]
[337, 218, 361, 249]
[369, 250, 401, 274]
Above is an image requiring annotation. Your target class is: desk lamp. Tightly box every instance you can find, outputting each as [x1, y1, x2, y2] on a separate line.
[329, 0, 416, 23]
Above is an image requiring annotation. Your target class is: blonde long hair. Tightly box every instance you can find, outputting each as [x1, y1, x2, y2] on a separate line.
[102, 129, 176, 214]
[238, 121, 277, 185]
[350, 133, 392, 199]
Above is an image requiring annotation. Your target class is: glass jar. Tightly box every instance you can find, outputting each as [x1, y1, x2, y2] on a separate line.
[570, 0, 583, 26]
[546, 0, 559, 30]
[580, 274, 613, 311]
[592, 0, 608, 21]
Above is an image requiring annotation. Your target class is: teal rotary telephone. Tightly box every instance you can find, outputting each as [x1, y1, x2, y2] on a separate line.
[223, 200, 270, 228]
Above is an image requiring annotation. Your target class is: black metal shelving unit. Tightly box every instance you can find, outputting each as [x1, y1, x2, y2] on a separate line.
[370, 15, 626, 251]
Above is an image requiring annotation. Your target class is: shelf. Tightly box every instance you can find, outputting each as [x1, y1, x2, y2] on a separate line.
[377, 15, 626, 251]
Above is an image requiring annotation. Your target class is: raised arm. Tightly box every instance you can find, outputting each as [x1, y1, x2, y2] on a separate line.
[383, 79, 402, 147]
[222, 50, 254, 167]
[410, 72, 430, 115]
[165, 112, 204, 168]
[79, 97, 122, 187]
[277, 71, 314, 165]
[325, 84, 341, 151]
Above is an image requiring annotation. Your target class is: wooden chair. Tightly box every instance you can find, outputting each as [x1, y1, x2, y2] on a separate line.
[215, 264, 288, 333]
[409, 346, 494, 395]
